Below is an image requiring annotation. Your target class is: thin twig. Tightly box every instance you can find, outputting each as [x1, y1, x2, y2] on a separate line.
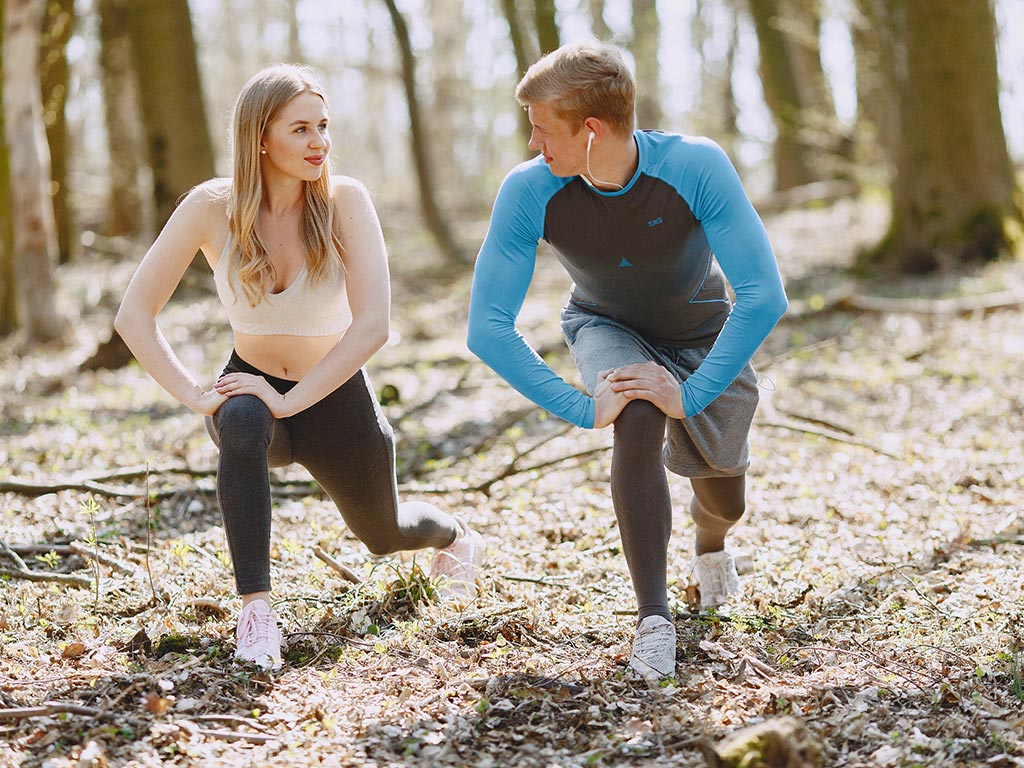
[190, 714, 276, 735]
[797, 645, 930, 691]
[69, 541, 136, 575]
[756, 417, 898, 458]
[500, 574, 570, 588]
[194, 728, 280, 744]
[313, 547, 362, 584]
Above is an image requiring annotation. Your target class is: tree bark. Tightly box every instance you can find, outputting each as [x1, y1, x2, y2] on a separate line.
[381, 0, 463, 263]
[97, 0, 149, 238]
[851, 0, 899, 168]
[630, 0, 662, 129]
[869, 0, 1021, 272]
[40, 0, 73, 264]
[588, 0, 611, 40]
[428, 0, 466, 210]
[125, 0, 215, 229]
[746, 0, 817, 189]
[533, 0, 559, 55]
[498, 0, 535, 151]
[2, 0, 65, 342]
[0, 1, 16, 334]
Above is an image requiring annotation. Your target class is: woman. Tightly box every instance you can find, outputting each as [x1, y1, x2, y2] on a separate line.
[116, 65, 483, 671]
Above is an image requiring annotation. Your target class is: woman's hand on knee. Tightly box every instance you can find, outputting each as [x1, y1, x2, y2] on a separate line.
[214, 372, 289, 418]
[192, 388, 229, 416]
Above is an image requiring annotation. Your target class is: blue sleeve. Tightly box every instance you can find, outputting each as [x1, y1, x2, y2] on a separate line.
[676, 140, 788, 417]
[467, 169, 596, 428]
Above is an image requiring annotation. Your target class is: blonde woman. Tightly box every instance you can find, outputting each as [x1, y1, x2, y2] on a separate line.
[116, 65, 483, 670]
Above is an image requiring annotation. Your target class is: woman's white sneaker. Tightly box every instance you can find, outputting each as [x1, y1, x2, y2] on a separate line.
[628, 615, 676, 680]
[234, 599, 283, 670]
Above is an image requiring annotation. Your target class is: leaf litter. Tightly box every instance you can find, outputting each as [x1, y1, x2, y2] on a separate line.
[0, 198, 1022, 766]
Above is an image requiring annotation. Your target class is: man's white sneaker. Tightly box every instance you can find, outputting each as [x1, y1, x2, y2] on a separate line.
[694, 550, 740, 611]
[628, 615, 676, 680]
[234, 599, 283, 671]
[430, 518, 484, 600]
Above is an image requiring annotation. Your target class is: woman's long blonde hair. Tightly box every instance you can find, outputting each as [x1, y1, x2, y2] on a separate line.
[228, 64, 344, 306]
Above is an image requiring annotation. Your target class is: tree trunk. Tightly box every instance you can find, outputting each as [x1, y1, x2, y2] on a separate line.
[285, 0, 301, 62]
[40, 0, 72, 264]
[2, 0, 65, 342]
[870, 0, 1021, 273]
[588, 0, 611, 40]
[125, 0, 214, 229]
[428, 0, 466, 210]
[630, 0, 662, 129]
[0, 1, 16, 334]
[381, 0, 463, 263]
[746, 0, 816, 189]
[533, 0, 559, 55]
[97, 0, 149, 238]
[498, 0, 535, 152]
[851, 0, 899, 168]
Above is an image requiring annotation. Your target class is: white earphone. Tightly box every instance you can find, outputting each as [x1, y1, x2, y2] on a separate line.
[583, 129, 623, 191]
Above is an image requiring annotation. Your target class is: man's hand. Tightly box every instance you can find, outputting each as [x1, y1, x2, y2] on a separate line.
[592, 369, 629, 428]
[606, 362, 686, 419]
[213, 372, 290, 418]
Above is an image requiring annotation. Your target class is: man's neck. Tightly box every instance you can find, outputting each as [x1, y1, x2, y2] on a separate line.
[584, 131, 638, 191]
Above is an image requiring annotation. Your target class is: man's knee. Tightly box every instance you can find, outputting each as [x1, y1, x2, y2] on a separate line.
[613, 400, 666, 448]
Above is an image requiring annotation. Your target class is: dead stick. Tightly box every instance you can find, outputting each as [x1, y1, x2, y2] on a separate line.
[756, 417, 898, 458]
[69, 542, 136, 575]
[313, 547, 362, 584]
[194, 728, 280, 744]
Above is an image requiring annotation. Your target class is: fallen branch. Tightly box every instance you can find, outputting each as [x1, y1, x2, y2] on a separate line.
[69, 541, 137, 576]
[194, 728, 280, 744]
[0, 541, 91, 588]
[190, 714, 276, 735]
[313, 547, 362, 584]
[755, 417, 898, 458]
[0, 700, 143, 727]
[500, 574, 570, 589]
[787, 286, 1024, 319]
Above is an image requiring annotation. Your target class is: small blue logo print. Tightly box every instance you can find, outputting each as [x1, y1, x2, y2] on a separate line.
[619, 258, 633, 268]
[648, 217, 663, 227]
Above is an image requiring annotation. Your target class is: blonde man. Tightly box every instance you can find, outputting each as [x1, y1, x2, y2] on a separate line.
[467, 42, 786, 680]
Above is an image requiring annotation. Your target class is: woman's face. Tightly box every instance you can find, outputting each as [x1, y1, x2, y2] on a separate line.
[260, 91, 331, 182]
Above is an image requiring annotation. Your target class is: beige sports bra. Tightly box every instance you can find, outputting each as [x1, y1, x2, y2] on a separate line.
[213, 236, 352, 336]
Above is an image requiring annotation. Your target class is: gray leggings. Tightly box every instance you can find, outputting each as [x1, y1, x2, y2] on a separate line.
[612, 400, 746, 622]
[206, 351, 456, 595]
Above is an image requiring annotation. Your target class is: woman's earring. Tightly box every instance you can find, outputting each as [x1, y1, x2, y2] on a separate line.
[260, 149, 267, 155]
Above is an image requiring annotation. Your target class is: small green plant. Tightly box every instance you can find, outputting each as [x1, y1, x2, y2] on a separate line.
[80, 495, 102, 609]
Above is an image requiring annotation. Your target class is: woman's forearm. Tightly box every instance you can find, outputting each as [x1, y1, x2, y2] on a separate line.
[114, 309, 207, 412]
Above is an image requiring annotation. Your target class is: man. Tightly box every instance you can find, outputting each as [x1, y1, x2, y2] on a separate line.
[467, 42, 787, 680]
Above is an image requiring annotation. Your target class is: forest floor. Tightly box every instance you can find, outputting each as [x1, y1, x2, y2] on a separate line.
[1, 197, 1023, 767]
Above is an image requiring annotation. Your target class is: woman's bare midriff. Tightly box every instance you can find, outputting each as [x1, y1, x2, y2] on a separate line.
[233, 332, 343, 381]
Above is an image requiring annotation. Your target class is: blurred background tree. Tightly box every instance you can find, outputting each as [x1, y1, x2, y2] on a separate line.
[0, 0, 1021, 346]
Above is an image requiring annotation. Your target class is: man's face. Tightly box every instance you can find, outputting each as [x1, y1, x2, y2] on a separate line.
[527, 102, 586, 177]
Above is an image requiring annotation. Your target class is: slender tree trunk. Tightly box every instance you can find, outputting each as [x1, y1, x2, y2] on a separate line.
[97, 0, 149, 238]
[630, 0, 661, 129]
[852, 0, 899, 167]
[588, 0, 611, 40]
[285, 0, 300, 62]
[381, 0, 463, 263]
[870, 0, 1021, 272]
[40, 0, 73, 264]
[746, 0, 816, 189]
[533, 0, 559, 55]
[498, 0, 535, 151]
[125, 0, 215, 229]
[428, 0, 466, 209]
[3, 0, 65, 342]
[0, 1, 16, 334]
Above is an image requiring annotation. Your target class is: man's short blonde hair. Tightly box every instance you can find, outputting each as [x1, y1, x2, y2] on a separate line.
[515, 42, 636, 135]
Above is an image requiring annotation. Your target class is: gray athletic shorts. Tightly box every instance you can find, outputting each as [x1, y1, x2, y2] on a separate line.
[561, 304, 759, 479]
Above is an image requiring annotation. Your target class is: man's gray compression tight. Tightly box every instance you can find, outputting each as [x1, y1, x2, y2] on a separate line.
[611, 400, 746, 623]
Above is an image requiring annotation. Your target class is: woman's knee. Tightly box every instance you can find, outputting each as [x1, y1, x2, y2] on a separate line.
[215, 396, 274, 449]
[692, 476, 746, 522]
